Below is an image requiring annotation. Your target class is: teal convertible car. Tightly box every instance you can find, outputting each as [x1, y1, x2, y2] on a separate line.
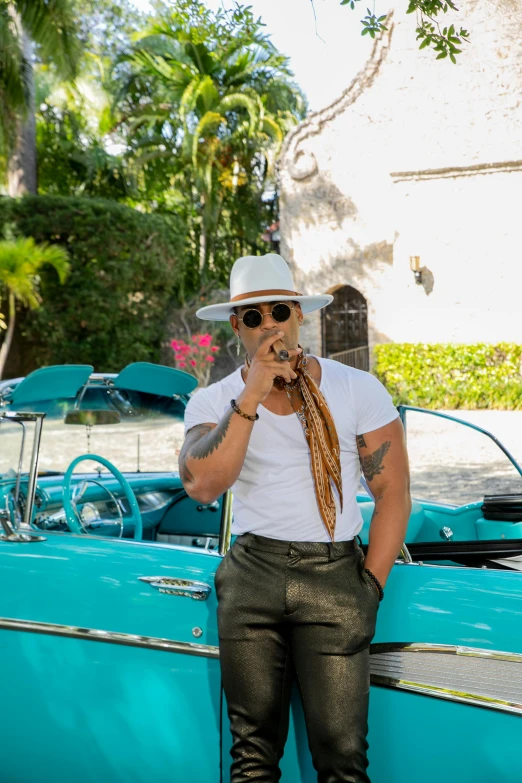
[0, 363, 521, 783]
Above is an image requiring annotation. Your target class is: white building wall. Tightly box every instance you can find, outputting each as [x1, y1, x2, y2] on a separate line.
[279, 0, 522, 357]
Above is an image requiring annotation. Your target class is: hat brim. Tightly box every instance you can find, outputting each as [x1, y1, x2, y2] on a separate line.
[196, 294, 334, 321]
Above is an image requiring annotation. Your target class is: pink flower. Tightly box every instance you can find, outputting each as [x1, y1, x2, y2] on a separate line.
[191, 335, 198, 342]
[175, 353, 184, 361]
[171, 340, 181, 350]
[190, 359, 197, 366]
[205, 356, 215, 363]
[181, 344, 191, 354]
[198, 334, 212, 348]
[178, 362, 187, 368]
[211, 345, 219, 352]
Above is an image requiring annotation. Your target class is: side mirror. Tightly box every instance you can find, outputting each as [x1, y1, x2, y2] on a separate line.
[64, 410, 121, 426]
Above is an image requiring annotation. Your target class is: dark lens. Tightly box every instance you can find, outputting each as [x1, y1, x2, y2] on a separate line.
[242, 309, 263, 328]
[272, 303, 292, 323]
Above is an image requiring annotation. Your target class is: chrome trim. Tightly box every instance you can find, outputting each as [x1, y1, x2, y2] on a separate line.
[23, 414, 45, 529]
[0, 412, 47, 537]
[138, 576, 211, 600]
[219, 489, 233, 556]
[0, 531, 46, 543]
[13, 420, 26, 507]
[1, 618, 520, 714]
[71, 478, 123, 537]
[0, 499, 46, 543]
[0, 616, 219, 658]
[398, 543, 413, 564]
[370, 642, 522, 716]
[440, 526, 454, 541]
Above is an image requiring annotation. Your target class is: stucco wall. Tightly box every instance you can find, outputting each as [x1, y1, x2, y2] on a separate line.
[279, 0, 522, 357]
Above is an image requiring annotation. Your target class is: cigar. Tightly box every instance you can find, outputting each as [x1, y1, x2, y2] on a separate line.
[273, 339, 289, 361]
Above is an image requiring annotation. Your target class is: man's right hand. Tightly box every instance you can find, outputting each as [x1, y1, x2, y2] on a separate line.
[241, 330, 302, 404]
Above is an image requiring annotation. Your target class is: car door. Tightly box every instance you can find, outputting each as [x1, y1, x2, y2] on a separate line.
[365, 406, 522, 783]
[221, 406, 522, 782]
[0, 529, 222, 783]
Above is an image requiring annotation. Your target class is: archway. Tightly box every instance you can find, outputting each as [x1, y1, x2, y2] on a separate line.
[321, 285, 369, 370]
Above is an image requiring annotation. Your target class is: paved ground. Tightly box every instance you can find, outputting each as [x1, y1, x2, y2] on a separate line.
[401, 410, 522, 505]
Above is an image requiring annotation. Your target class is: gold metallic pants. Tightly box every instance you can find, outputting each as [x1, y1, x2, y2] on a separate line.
[215, 533, 380, 783]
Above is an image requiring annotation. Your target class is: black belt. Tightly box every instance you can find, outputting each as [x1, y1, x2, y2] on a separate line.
[235, 532, 358, 558]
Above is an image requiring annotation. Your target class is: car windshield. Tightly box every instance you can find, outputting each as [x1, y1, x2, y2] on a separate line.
[0, 383, 186, 477]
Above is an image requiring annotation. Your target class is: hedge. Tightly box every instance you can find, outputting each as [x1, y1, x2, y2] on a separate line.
[373, 343, 522, 410]
[0, 195, 184, 374]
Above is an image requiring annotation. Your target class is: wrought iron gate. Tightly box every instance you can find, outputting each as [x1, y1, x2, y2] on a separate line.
[321, 285, 369, 371]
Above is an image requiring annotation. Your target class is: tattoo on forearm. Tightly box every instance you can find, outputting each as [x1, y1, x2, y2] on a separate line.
[360, 441, 391, 482]
[356, 434, 367, 449]
[179, 411, 234, 486]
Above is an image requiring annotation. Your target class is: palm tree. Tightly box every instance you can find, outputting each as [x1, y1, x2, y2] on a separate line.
[0, 236, 69, 378]
[0, 0, 80, 196]
[117, 1, 306, 283]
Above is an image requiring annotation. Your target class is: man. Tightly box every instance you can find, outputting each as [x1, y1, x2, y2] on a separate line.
[180, 253, 411, 783]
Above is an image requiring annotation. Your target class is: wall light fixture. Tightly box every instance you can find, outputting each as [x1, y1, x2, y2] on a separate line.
[409, 256, 423, 285]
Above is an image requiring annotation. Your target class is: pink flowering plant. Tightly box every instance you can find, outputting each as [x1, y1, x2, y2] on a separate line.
[171, 333, 219, 387]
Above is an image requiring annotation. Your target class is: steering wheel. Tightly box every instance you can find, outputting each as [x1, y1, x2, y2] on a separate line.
[63, 454, 143, 540]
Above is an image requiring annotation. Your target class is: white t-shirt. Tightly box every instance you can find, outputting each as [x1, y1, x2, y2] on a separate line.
[183, 358, 399, 542]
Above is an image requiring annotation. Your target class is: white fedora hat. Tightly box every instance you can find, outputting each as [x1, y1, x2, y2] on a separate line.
[196, 253, 333, 321]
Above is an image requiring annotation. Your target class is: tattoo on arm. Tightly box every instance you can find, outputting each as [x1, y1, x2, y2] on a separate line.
[179, 410, 234, 486]
[356, 434, 367, 449]
[360, 441, 391, 482]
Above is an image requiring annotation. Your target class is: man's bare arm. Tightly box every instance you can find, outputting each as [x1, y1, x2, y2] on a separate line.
[179, 330, 302, 503]
[357, 417, 411, 588]
[179, 408, 254, 503]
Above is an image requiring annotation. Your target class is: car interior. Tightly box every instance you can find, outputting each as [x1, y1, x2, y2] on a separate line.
[1, 364, 522, 569]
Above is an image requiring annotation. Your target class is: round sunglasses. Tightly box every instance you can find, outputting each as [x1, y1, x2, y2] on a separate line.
[236, 302, 295, 329]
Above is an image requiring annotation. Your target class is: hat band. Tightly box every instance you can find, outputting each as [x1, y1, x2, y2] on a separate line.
[230, 288, 303, 303]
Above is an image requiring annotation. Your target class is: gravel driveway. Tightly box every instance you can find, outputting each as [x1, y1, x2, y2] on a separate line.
[403, 410, 522, 505]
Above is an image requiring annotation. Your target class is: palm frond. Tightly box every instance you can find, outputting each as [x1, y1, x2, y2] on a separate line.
[129, 49, 189, 87]
[261, 116, 283, 146]
[0, 236, 69, 309]
[193, 74, 219, 114]
[218, 92, 259, 136]
[192, 111, 224, 166]
[15, 0, 81, 79]
[179, 77, 199, 125]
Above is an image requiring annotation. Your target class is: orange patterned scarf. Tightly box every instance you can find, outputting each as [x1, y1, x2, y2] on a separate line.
[247, 351, 343, 540]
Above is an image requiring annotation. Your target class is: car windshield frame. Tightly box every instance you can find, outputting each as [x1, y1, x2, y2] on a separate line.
[0, 373, 189, 478]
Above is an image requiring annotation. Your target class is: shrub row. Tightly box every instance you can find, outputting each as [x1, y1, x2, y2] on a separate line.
[0, 195, 184, 375]
[373, 343, 522, 410]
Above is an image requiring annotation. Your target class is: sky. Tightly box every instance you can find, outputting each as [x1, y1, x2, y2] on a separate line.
[130, 0, 373, 111]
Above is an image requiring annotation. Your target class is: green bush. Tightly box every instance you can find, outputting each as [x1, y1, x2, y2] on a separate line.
[0, 195, 184, 374]
[373, 343, 522, 410]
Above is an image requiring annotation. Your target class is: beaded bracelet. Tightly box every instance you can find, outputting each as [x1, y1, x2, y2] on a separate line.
[364, 567, 384, 602]
[230, 398, 259, 422]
